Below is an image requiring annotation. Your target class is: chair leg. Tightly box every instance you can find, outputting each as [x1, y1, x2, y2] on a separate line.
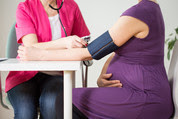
[0, 71, 9, 109]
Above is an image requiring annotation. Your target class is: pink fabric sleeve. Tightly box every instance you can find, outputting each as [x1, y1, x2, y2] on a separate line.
[71, 4, 90, 37]
[15, 3, 36, 43]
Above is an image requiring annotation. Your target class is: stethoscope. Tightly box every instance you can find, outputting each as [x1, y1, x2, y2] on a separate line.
[49, 0, 93, 87]
[49, 0, 67, 37]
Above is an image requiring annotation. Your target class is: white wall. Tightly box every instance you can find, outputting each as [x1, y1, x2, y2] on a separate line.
[0, 0, 178, 118]
[159, 0, 178, 72]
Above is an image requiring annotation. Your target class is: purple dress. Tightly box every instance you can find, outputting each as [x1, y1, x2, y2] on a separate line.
[73, 0, 173, 118]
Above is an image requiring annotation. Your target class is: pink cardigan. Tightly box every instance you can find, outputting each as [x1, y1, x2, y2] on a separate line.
[5, 0, 90, 92]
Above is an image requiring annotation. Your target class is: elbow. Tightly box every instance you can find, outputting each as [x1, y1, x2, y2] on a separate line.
[82, 57, 93, 61]
[80, 54, 93, 61]
[22, 42, 38, 47]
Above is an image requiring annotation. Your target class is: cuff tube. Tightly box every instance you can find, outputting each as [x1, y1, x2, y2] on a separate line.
[87, 31, 119, 60]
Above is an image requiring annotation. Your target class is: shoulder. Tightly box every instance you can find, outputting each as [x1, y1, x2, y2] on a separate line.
[63, 0, 78, 6]
[60, 0, 81, 17]
[121, 2, 155, 27]
[17, 0, 36, 9]
[16, 0, 36, 15]
[121, 2, 158, 17]
[121, 3, 144, 16]
[62, 0, 79, 10]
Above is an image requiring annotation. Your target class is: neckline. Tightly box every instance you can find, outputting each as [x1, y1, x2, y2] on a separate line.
[48, 14, 59, 19]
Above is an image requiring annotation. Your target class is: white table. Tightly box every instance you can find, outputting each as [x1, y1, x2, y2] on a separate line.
[0, 59, 82, 119]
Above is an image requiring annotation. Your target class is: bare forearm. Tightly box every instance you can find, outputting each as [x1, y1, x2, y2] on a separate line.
[40, 48, 92, 61]
[22, 34, 68, 50]
[32, 38, 67, 50]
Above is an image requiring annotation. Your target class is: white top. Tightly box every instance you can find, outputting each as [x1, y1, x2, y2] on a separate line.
[49, 14, 61, 40]
[47, 14, 62, 75]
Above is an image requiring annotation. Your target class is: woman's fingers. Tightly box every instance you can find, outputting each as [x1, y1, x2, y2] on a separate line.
[18, 45, 26, 57]
[17, 49, 27, 60]
[66, 35, 87, 49]
[17, 45, 42, 61]
[78, 38, 87, 46]
[107, 82, 123, 88]
[17, 45, 30, 60]
[73, 35, 87, 47]
[102, 73, 112, 79]
[18, 53, 26, 61]
[74, 39, 87, 48]
[102, 79, 121, 87]
[17, 49, 24, 54]
[97, 73, 122, 87]
[18, 45, 25, 51]
[74, 40, 84, 48]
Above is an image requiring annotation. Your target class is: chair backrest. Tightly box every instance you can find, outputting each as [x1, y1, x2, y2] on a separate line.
[168, 40, 178, 119]
[5, 23, 20, 58]
[0, 23, 18, 110]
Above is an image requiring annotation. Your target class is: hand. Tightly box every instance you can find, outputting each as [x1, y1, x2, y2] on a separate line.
[17, 46, 43, 61]
[65, 35, 87, 49]
[97, 73, 122, 88]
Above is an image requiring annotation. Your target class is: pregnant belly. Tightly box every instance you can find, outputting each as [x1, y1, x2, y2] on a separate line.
[107, 60, 170, 94]
[106, 61, 145, 90]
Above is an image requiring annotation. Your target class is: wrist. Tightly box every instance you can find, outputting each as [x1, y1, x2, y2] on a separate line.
[64, 37, 70, 49]
[39, 49, 47, 61]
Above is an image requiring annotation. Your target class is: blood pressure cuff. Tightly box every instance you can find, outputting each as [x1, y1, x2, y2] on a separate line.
[87, 31, 119, 60]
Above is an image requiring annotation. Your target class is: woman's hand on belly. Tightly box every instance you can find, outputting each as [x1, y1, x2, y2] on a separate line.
[97, 73, 122, 88]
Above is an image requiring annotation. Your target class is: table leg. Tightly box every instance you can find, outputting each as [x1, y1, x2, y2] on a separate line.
[0, 71, 9, 109]
[64, 71, 75, 119]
